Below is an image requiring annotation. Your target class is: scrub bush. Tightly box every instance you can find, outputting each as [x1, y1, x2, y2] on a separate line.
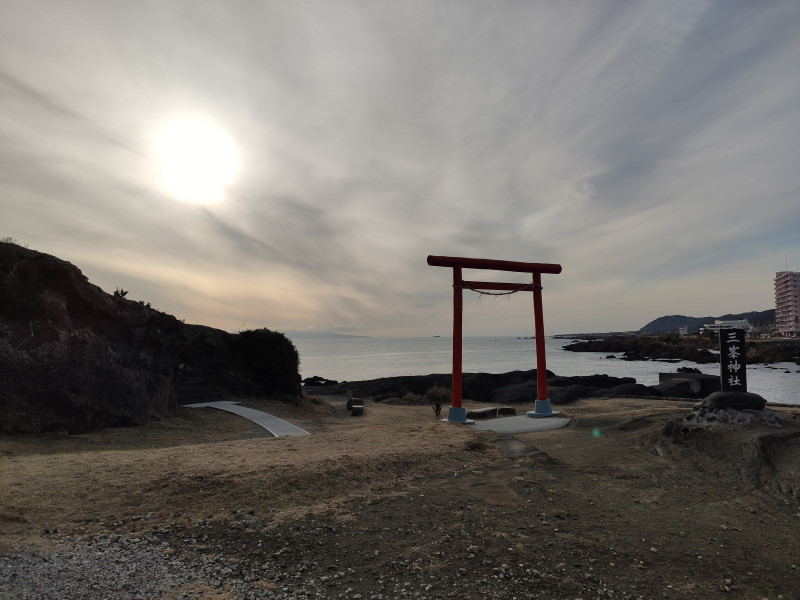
[231, 328, 301, 397]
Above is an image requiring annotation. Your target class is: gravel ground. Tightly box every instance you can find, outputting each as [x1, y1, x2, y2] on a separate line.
[1, 519, 645, 600]
[3, 397, 799, 600]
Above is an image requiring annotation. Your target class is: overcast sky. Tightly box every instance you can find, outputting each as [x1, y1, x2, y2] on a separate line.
[1, 0, 798, 336]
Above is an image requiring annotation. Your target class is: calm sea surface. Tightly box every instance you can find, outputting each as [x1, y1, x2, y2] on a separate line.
[288, 336, 799, 406]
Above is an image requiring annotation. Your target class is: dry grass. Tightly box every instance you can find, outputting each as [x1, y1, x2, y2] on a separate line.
[3, 395, 800, 598]
[0, 398, 493, 541]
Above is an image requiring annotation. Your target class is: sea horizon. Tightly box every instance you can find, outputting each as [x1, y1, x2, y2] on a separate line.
[287, 335, 799, 406]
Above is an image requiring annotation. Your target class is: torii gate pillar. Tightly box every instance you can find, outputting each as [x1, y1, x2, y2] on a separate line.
[427, 255, 563, 422]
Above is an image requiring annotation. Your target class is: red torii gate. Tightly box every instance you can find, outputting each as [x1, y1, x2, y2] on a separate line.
[427, 255, 563, 422]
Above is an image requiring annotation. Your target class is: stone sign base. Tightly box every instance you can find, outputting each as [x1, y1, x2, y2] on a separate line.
[703, 391, 766, 410]
[685, 403, 783, 428]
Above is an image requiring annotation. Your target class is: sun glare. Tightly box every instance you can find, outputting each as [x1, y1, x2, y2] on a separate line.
[153, 117, 240, 204]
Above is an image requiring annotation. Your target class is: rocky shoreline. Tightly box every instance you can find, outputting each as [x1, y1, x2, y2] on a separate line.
[563, 333, 800, 364]
[304, 367, 722, 404]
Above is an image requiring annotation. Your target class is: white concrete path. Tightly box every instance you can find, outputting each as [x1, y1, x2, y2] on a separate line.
[469, 415, 570, 433]
[183, 401, 309, 437]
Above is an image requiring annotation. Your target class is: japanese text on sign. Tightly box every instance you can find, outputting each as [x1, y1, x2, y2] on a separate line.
[719, 328, 747, 392]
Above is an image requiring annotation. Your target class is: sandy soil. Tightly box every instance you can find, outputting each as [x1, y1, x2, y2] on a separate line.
[2, 394, 800, 599]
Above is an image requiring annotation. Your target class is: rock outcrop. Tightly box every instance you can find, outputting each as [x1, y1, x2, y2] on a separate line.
[337, 371, 666, 406]
[0, 242, 300, 433]
[564, 336, 720, 363]
[564, 333, 800, 364]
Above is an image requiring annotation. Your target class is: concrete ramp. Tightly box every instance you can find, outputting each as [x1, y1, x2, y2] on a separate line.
[469, 415, 570, 434]
[183, 401, 309, 437]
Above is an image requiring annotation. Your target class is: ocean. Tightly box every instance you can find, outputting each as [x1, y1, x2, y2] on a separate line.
[287, 335, 799, 406]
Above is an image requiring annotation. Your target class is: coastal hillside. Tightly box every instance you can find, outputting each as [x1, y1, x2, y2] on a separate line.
[0, 242, 300, 433]
[639, 309, 775, 333]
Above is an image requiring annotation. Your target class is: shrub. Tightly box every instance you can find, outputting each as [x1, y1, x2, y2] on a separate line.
[231, 328, 301, 397]
[423, 384, 450, 405]
[402, 391, 423, 404]
[0, 237, 27, 247]
[424, 384, 450, 418]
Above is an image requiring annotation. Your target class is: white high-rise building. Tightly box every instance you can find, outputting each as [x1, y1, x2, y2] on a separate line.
[774, 271, 800, 337]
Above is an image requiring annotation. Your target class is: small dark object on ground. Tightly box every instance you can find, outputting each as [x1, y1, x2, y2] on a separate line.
[346, 397, 364, 416]
[467, 407, 499, 420]
[303, 376, 339, 386]
[467, 406, 518, 420]
[464, 439, 487, 451]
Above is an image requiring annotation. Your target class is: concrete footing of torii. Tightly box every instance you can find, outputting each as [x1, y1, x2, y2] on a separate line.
[443, 402, 570, 434]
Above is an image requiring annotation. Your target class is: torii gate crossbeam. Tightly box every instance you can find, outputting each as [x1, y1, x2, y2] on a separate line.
[427, 255, 562, 422]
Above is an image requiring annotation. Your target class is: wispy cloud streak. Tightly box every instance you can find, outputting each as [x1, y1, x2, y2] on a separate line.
[1, 0, 798, 335]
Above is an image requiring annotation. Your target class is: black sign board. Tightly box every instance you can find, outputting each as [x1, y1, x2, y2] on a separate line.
[719, 328, 747, 392]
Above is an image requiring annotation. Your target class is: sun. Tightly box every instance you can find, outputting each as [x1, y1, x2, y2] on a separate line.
[153, 117, 240, 204]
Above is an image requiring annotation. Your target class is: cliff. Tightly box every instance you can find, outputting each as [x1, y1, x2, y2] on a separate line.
[0, 242, 300, 433]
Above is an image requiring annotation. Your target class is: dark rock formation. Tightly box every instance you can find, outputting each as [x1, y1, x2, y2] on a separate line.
[303, 376, 339, 386]
[683, 402, 781, 427]
[654, 372, 721, 399]
[547, 374, 635, 388]
[342, 370, 555, 404]
[565, 335, 720, 364]
[490, 381, 535, 404]
[604, 383, 660, 397]
[565, 332, 799, 365]
[550, 385, 592, 405]
[703, 391, 766, 411]
[746, 341, 800, 364]
[0, 242, 300, 433]
[344, 374, 452, 399]
[465, 370, 553, 403]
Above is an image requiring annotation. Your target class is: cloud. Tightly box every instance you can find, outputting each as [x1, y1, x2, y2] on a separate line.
[1, 0, 798, 336]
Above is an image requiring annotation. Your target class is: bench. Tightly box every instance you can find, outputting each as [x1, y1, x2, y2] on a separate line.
[347, 397, 365, 416]
[466, 406, 517, 420]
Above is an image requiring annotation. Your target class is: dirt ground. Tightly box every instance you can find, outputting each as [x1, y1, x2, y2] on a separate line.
[2, 394, 800, 599]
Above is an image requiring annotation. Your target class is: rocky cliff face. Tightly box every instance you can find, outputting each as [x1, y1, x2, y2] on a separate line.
[0, 242, 299, 433]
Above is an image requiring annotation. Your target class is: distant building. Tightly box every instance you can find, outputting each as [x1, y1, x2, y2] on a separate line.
[775, 270, 800, 337]
[701, 320, 751, 333]
[678, 326, 689, 336]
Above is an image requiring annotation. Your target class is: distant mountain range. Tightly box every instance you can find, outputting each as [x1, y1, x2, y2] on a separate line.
[639, 310, 775, 333]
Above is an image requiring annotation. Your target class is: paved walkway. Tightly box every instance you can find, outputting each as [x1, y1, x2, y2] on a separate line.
[469, 415, 570, 433]
[183, 401, 310, 437]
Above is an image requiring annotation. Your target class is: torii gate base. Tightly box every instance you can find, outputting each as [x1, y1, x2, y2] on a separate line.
[528, 399, 556, 418]
[427, 255, 563, 422]
[446, 406, 472, 424]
